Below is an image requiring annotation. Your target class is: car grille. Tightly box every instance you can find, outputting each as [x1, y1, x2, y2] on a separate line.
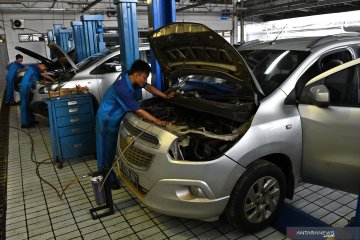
[119, 135, 154, 170]
[122, 119, 159, 147]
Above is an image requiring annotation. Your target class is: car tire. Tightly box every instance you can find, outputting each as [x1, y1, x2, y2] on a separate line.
[225, 160, 286, 232]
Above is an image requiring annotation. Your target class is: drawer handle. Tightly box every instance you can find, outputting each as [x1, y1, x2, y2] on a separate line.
[68, 101, 77, 106]
[69, 108, 78, 113]
[74, 143, 83, 148]
[70, 117, 80, 123]
[71, 128, 80, 133]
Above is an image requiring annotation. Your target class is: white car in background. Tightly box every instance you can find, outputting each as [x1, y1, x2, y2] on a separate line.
[17, 43, 151, 117]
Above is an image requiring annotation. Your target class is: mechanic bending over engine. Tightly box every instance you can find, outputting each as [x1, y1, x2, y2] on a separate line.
[96, 59, 175, 190]
[20, 62, 55, 128]
[5, 54, 25, 105]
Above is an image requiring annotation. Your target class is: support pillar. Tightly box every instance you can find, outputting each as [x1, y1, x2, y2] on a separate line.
[147, 0, 176, 91]
[240, 0, 245, 44]
[81, 15, 106, 58]
[71, 21, 86, 62]
[114, 0, 141, 99]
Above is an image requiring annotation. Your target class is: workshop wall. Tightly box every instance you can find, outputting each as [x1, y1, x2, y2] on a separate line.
[2, 11, 232, 62]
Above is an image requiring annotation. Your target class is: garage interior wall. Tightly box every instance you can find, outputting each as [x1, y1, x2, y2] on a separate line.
[1, 10, 232, 63]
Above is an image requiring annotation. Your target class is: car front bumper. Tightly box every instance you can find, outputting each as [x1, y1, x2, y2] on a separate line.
[115, 113, 246, 221]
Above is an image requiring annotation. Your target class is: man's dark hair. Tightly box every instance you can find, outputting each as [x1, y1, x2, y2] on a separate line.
[16, 54, 23, 60]
[128, 60, 151, 75]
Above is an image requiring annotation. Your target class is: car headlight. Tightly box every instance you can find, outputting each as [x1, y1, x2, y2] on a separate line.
[38, 86, 48, 94]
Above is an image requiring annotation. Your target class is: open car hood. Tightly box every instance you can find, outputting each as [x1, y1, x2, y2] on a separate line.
[15, 46, 54, 67]
[15, 43, 78, 73]
[148, 22, 263, 95]
[48, 42, 78, 72]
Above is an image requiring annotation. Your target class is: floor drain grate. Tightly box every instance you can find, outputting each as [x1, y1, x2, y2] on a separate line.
[0, 100, 10, 240]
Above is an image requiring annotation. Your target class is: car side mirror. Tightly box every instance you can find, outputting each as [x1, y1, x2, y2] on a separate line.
[309, 85, 329, 108]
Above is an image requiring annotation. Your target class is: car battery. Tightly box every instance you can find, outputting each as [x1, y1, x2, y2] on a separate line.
[46, 93, 96, 168]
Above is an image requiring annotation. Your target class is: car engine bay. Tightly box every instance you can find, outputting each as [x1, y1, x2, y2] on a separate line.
[141, 97, 253, 161]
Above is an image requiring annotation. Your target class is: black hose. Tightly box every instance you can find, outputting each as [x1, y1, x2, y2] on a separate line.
[0, 125, 91, 200]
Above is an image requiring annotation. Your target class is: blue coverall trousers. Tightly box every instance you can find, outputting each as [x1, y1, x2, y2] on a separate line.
[19, 85, 35, 127]
[95, 114, 119, 182]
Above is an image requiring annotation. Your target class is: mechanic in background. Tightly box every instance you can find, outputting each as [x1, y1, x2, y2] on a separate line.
[5, 54, 25, 105]
[20, 62, 55, 128]
[96, 60, 174, 190]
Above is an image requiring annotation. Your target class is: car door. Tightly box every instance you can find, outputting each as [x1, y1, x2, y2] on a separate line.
[298, 59, 360, 194]
[90, 54, 122, 102]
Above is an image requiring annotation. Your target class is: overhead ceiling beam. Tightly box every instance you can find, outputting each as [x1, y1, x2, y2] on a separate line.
[176, 0, 217, 12]
[81, 0, 103, 13]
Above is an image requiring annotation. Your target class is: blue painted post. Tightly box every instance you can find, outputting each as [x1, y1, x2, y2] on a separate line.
[81, 15, 106, 58]
[147, 0, 176, 91]
[47, 30, 55, 59]
[58, 28, 74, 52]
[71, 21, 86, 62]
[113, 0, 141, 100]
[53, 24, 62, 46]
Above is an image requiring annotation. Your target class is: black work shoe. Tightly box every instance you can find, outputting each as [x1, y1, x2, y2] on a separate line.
[34, 121, 40, 125]
[21, 124, 35, 128]
[111, 181, 122, 190]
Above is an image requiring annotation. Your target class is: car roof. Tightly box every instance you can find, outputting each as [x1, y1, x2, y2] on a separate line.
[237, 33, 360, 52]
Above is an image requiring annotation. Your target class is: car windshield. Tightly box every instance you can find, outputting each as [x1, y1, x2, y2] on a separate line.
[76, 49, 114, 71]
[174, 75, 253, 103]
[239, 49, 310, 95]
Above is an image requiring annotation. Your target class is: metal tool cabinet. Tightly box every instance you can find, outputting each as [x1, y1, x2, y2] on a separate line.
[47, 94, 96, 168]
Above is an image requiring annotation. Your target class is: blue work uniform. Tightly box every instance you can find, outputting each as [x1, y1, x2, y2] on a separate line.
[96, 74, 143, 182]
[5, 61, 25, 103]
[19, 64, 42, 127]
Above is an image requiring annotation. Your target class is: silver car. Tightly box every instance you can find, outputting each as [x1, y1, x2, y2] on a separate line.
[116, 22, 360, 232]
[18, 44, 150, 117]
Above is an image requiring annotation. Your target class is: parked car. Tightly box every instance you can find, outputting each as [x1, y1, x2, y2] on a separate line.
[115, 22, 360, 232]
[16, 43, 150, 117]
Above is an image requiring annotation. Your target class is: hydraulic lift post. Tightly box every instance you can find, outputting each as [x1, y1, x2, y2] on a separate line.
[81, 15, 106, 59]
[113, 0, 141, 99]
[53, 24, 74, 53]
[71, 21, 86, 62]
[147, 0, 176, 91]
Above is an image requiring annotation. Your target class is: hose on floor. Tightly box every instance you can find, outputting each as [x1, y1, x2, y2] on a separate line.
[2, 118, 164, 197]
[0, 125, 92, 200]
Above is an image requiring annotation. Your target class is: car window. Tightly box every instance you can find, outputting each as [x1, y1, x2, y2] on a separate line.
[239, 50, 309, 95]
[300, 64, 360, 107]
[76, 49, 113, 71]
[296, 49, 353, 99]
[90, 55, 122, 75]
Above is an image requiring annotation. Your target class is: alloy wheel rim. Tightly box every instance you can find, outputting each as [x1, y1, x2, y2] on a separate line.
[244, 176, 280, 224]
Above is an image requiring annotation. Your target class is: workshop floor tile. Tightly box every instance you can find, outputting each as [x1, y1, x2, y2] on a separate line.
[4, 105, 358, 240]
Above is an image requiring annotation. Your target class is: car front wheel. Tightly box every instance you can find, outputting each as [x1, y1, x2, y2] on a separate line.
[225, 160, 286, 232]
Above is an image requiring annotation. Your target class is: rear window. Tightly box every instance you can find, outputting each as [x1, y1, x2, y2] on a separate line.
[76, 49, 113, 71]
[240, 50, 310, 95]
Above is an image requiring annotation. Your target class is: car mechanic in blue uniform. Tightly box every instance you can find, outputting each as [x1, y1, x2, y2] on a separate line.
[5, 54, 25, 104]
[96, 60, 174, 190]
[20, 62, 55, 128]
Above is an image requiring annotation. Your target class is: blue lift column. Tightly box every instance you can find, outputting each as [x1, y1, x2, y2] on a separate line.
[147, 0, 176, 91]
[71, 21, 86, 62]
[81, 15, 106, 59]
[114, 0, 141, 100]
[53, 24, 74, 52]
